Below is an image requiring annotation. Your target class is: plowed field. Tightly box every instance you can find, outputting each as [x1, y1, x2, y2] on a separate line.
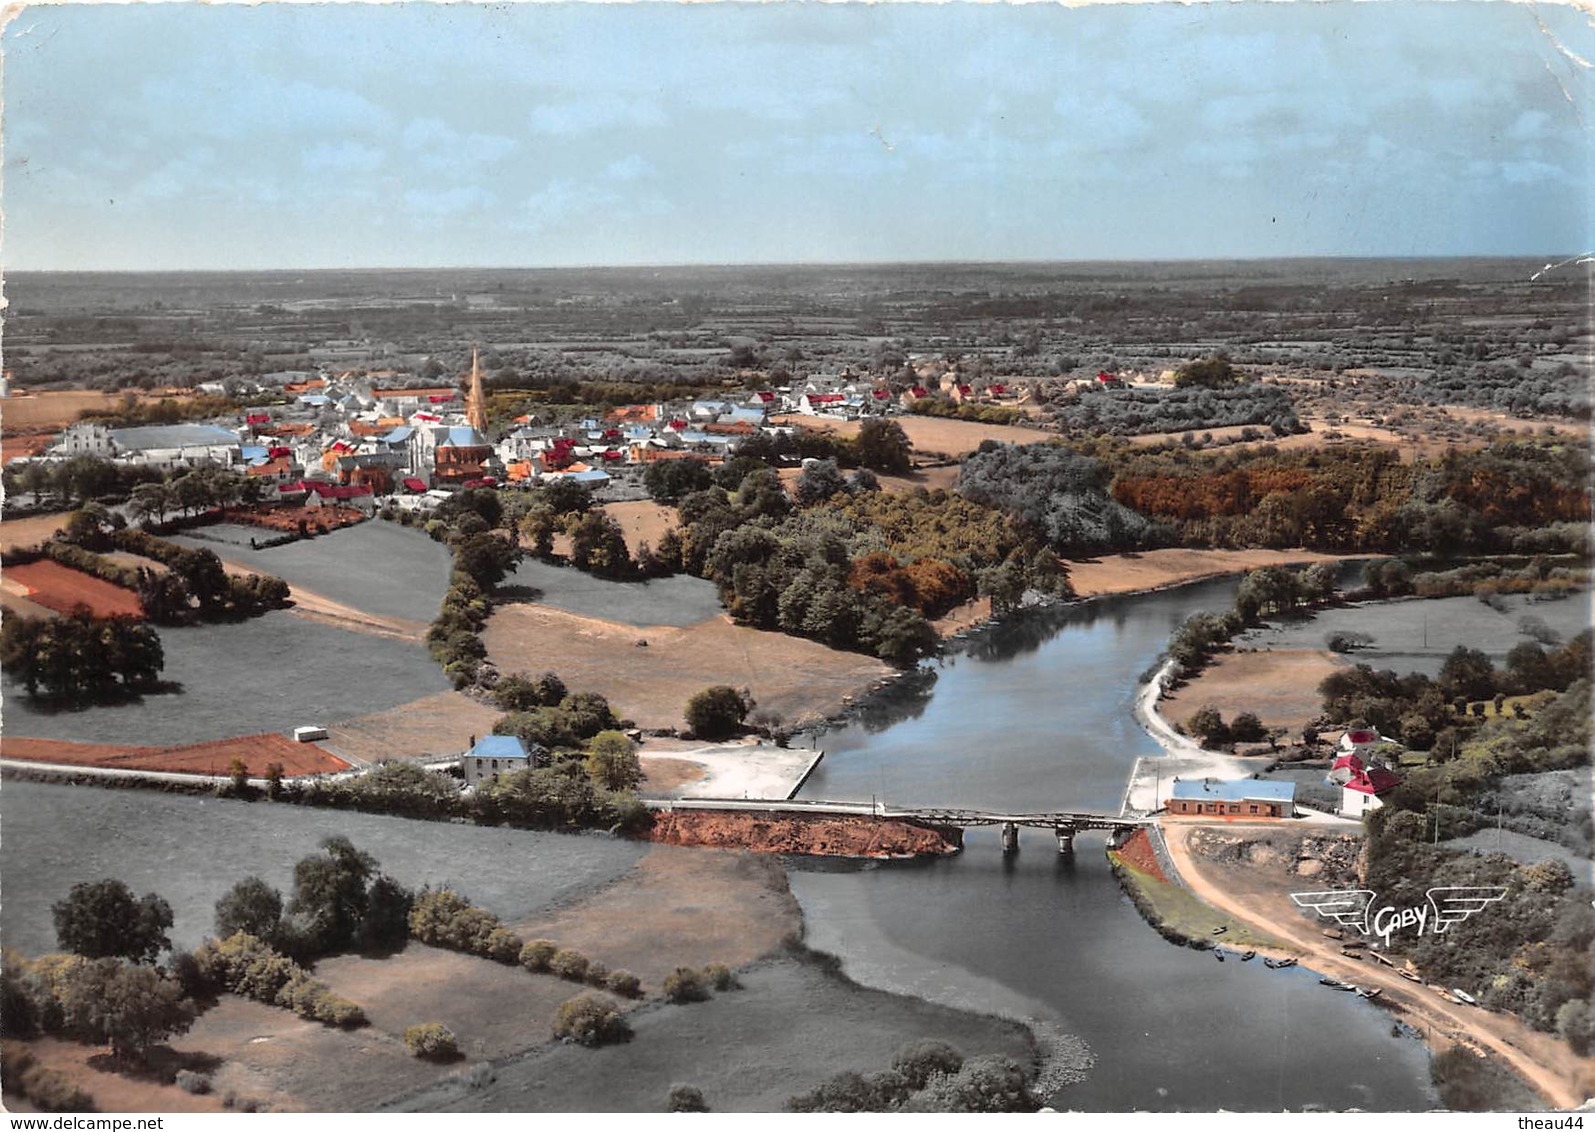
[1, 732, 349, 776]
[2, 559, 143, 617]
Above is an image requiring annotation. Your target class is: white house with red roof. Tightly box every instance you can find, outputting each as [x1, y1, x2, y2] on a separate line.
[1327, 730, 1403, 817]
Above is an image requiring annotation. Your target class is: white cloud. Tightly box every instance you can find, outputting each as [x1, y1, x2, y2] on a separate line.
[603, 155, 655, 182]
[528, 95, 665, 136]
[301, 141, 386, 173]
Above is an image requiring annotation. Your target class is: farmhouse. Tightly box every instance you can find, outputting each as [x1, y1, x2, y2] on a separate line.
[1166, 777, 1296, 818]
[462, 734, 542, 788]
[1327, 748, 1402, 818]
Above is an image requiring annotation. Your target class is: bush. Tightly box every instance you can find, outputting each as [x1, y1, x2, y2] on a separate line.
[552, 994, 631, 1047]
[683, 686, 750, 740]
[404, 1022, 460, 1061]
[550, 949, 590, 983]
[892, 1039, 965, 1089]
[662, 966, 708, 1004]
[667, 1084, 710, 1112]
[18, 1064, 96, 1112]
[584, 960, 611, 988]
[174, 1069, 212, 1095]
[605, 969, 642, 998]
[519, 939, 558, 973]
[190, 933, 364, 1029]
[484, 927, 524, 965]
[702, 963, 739, 991]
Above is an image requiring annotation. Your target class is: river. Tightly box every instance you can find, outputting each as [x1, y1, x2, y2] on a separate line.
[791, 577, 1439, 1111]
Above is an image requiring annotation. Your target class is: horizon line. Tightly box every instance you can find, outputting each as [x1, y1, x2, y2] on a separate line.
[5, 252, 1584, 277]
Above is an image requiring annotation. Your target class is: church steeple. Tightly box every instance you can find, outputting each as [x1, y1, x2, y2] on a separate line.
[466, 345, 488, 434]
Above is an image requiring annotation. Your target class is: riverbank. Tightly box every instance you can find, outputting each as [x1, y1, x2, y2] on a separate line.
[1123, 658, 1257, 814]
[1065, 548, 1348, 600]
[1160, 820, 1594, 1110]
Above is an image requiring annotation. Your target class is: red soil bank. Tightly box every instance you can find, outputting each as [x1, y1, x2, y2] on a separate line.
[646, 810, 961, 859]
[1115, 827, 1167, 883]
[3, 560, 144, 618]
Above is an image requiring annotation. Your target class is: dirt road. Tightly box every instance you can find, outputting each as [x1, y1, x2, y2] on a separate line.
[1161, 819, 1592, 1110]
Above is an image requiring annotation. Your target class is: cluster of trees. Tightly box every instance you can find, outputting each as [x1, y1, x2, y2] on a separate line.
[492, 687, 620, 751]
[958, 442, 1158, 555]
[1173, 353, 1240, 389]
[1, 609, 165, 702]
[210, 836, 414, 959]
[1413, 360, 1591, 420]
[1183, 706, 1270, 748]
[515, 478, 644, 580]
[126, 467, 268, 525]
[0, 952, 197, 1068]
[416, 490, 522, 689]
[1317, 633, 1591, 748]
[1050, 383, 1302, 439]
[3, 456, 163, 513]
[786, 1039, 1039, 1113]
[107, 527, 289, 621]
[521, 936, 641, 997]
[1366, 811, 1592, 1046]
[837, 488, 1073, 610]
[1104, 439, 1589, 556]
[408, 887, 527, 965]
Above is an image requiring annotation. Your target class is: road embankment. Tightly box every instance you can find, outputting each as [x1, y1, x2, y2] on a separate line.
[646, 809, 961, 858]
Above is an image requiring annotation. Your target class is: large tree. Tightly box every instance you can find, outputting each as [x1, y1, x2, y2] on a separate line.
[57, 959, 196, 1067]
[214, 877, 284, 943]
[684, 686, 751, 740]
[855, 419, 912, 474]
[52, 879, 173, 965]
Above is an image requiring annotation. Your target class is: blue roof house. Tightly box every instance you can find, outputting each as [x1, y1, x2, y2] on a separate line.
[463, 734, 541, 788]
[1167, 777, 1295, 818]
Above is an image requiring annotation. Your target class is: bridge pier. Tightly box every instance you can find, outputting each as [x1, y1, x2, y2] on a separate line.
[1055, 826, 1075, 856]
[1000, 822, 1019, 855]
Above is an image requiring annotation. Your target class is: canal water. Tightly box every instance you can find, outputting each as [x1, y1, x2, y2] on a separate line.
[792, 577, 1440, 1111]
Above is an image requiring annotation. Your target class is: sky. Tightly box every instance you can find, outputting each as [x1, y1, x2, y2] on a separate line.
[2, 0, 1591, 270]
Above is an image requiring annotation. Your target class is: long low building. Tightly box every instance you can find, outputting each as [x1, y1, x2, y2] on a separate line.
[1166, 777, 1295, 819]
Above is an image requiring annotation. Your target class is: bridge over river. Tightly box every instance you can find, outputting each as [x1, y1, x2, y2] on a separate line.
[645, 796, 1149, 855]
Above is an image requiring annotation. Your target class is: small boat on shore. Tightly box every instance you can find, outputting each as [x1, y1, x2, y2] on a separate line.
[1340, 948, 1363, 960]
[1214, 949, 1226, 962]
[1357, 987, 1383, 999]
[1334, 983, 1358, 993]
[1398, 969, 1423, 983]
[1320, 977, 1348, 989]
[1322, 928, 1345, 940]
[1452, 989, 1479, 1006]
[1239, 950, 1256, 962]
[1264, 957, 1298, 969]
[1212, 926, 1228, 936]
[1371, 951, 1395, 967]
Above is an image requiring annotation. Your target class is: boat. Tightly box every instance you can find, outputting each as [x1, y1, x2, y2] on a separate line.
[1452, 989, 1479, 1006]
[1264, 957, 1298, 970]
[1239, 950, 1256, 962]
[1357, 987, 1383, 999]
[1214, 949, 1226, 962]
[1340, 948, 1363, 960]
[1319, 977, 1347, 988]
[1212, 926, 1228, 936]
[1371, 951, 1395, 967]
[1334, 983, 1358, 993]
[1399, 970, 1423, 983]
[1322, 928, 1345, 940]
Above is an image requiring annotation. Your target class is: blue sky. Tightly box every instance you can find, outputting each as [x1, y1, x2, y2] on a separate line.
[3, 1, 1590, 270]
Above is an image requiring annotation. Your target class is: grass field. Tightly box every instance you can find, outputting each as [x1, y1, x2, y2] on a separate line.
[1064, 548, 1346, 600]
[0, 511, 71, 552]
[171, 521, 453, 623]
[0, 779, 647, 958]
[484, 604, 891, 731]
[770, 413, 1051, 459]
[602, 499, 679, 557]
[499, 557, 723, 628]
[1111, 851, 1287, 952]
[1162, 649, 1347, 737]
[2, 609, 449, 746]
[1244, 591, 1591, 677]
[390, 953, 1037, 1113]
[0, 390, 125, 430]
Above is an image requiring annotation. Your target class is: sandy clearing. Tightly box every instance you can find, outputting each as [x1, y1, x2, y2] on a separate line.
[602, 499, 679, 556]
[636, 739, 817, 800]
[484, 604, 892, 732]
[327, 689, 503, 763]
[1161, 820, 1594, 1110]
[3, 1036, 227, 1114]
[1161, 648, 1348, 735]
[1065, 548, 1347, 599]
[0, 511, 71, 552]
[770, 413, 1052, 459]
[639, 755, 708, 792]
